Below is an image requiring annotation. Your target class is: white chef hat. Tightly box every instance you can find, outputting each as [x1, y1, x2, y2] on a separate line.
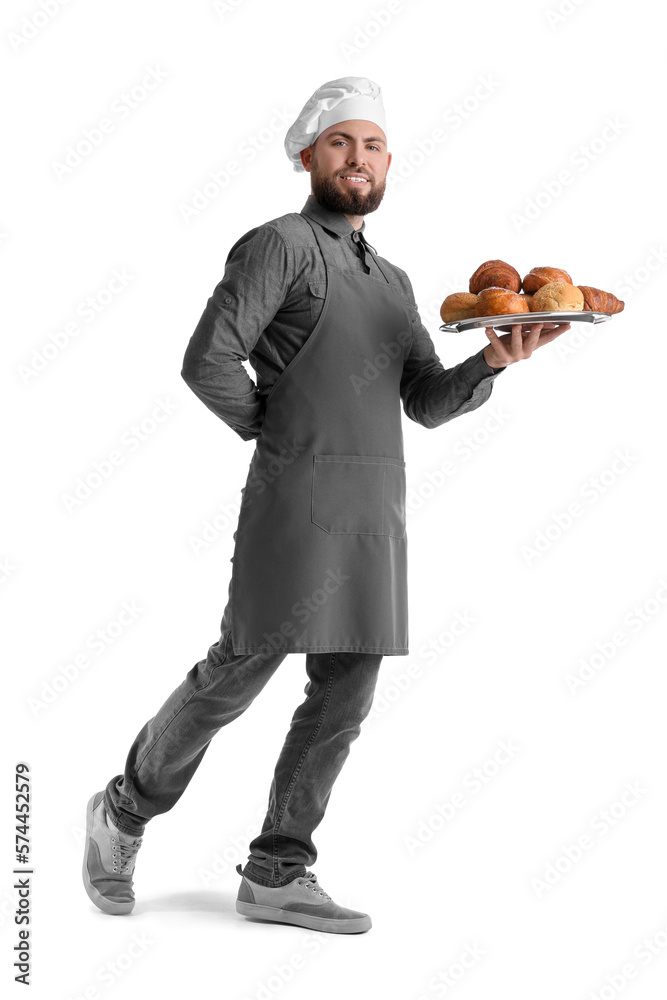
[284, 76, 387, 173]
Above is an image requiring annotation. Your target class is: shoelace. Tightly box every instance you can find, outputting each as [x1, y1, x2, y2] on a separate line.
[110, 835, 143, 875]
[297, 871, 331, 900]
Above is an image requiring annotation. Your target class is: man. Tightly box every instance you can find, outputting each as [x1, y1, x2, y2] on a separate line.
[82, 77, 570, 935]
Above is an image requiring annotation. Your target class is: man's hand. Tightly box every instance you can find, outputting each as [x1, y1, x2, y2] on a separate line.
[483, 321, 571, 369]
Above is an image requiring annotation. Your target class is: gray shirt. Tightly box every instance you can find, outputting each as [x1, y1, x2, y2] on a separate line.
[181, 194, 504, 442]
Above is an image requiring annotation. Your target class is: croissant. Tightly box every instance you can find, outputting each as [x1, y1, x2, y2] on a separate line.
[469, 259, 521, 294]
[577, 286, 625, 314]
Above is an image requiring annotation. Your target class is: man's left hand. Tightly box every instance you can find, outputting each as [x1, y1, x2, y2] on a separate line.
[483, 322, 571, 369]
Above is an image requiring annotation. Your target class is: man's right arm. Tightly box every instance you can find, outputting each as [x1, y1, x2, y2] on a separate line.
[181, 224, 293, 441]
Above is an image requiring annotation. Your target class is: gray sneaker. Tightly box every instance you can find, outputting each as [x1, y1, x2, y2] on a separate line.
[235, 864, 371, 934]
[82, 791, 143, 915]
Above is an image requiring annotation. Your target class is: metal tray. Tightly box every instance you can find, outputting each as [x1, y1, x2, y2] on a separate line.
[439, 310, 612, 333]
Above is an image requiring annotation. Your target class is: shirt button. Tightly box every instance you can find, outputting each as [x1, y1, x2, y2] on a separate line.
[224, 296, 232, 304]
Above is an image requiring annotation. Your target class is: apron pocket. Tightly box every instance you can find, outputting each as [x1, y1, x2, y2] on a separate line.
[311, 454, 406, 538]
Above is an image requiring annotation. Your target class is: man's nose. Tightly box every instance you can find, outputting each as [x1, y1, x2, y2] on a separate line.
[346, 144, 367, 164]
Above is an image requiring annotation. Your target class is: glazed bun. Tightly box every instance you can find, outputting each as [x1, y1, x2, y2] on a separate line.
[522, 266, 573, 293]
[530, 281, 584, 312]
[469, 259, 521, 294]
[440, 292, 478, 322]
[474, 287, 526, 317]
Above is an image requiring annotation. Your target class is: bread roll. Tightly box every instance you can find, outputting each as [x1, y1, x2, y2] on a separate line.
[519, 293, 533, 309]
[469, 259, 521, 294]
[440, 292, 478, 322]
[530, 282, 584, 312]
[522, 266, 573, 293]
[474, 287, 526, 317]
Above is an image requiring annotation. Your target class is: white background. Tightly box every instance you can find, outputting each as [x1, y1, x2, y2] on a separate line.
[3, 0, 667, 997]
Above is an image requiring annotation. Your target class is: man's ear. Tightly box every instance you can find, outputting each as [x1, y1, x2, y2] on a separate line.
[299, 145, 313, 172]
[385, 151, 392, 174]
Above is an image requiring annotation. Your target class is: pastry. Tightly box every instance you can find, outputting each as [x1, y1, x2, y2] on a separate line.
[522, 266, 573, 293]
[440, 292, 478, 322]
[530, 282, 584, 312]
[469, 259, 521, 294]
[519, 293, 533, 309]
[577, 285, 625, 314]
[474, 287, 526, 317]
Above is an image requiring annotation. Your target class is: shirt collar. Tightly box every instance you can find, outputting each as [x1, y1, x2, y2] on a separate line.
[300, 193, 367, 239]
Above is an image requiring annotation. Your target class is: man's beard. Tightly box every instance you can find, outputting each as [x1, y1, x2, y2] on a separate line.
[310, 157, 386, 216]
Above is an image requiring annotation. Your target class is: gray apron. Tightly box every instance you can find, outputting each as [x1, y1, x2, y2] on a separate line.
[229, 215, 412, 656]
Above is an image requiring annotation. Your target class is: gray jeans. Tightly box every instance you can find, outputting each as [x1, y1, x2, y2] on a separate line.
[104, 591, 383, 887]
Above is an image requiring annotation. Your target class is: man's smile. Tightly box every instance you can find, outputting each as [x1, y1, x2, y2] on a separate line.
[339, 173, 370, 187]
[308, 144, 387, 218]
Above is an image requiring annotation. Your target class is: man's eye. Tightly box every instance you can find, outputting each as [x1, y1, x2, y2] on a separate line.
[332, 141, 381, 151]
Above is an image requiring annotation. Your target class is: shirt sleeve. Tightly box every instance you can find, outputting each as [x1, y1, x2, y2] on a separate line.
[395, 269, 505, 429]
[181, 224, 293, 441]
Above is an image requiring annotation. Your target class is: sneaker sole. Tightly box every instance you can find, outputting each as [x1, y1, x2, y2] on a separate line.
[235, 899, 371, 934]
[82, 792, 134, 916]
